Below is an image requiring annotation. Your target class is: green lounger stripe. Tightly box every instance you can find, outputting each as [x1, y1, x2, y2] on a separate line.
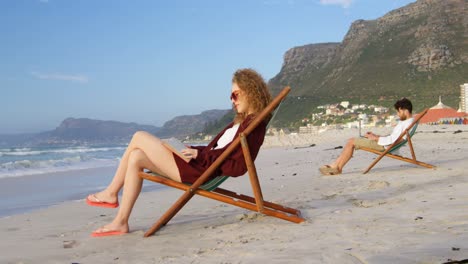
[148, 172, 228, 191]
[388, 122, 419, 153]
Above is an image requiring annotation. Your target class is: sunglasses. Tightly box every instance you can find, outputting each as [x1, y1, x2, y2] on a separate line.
[230, 90, 241, 102]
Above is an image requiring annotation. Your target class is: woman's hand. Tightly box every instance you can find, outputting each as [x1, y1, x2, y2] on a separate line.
[181, 148, 198, 160]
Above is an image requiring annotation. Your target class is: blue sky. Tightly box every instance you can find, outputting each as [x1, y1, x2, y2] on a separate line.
[0, 0, 415, 134]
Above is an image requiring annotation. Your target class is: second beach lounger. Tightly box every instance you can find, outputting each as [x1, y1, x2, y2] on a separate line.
[360, 108, 436, 174]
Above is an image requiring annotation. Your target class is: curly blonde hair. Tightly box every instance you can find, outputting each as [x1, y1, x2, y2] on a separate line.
[232, 68, 272, 124]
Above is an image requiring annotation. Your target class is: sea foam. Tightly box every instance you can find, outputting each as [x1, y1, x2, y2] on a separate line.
[0, 145, 125, 178]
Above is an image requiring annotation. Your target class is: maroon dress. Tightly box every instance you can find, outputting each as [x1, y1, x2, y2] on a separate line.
[173, 114, 267, 184]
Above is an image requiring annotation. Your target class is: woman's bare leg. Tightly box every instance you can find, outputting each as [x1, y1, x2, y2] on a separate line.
[86, 146, 134, 204]
[87, 131, 181, 205]
[92, 132, 182, 234]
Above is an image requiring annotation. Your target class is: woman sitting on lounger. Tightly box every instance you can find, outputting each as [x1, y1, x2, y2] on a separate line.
[86, 68, 272, 237]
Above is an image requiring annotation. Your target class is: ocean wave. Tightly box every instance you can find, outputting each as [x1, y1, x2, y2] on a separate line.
[0, 146, 126, 157]
[0, 147, 32, 152]
[0, 156, 119, 178]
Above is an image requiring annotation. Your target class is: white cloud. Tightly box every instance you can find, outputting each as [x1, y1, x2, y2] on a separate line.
[319, 0, 354, 8]
[31, 72, 89, 83]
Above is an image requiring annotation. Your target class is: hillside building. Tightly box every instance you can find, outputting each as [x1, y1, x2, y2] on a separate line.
[460, 83, 468, 113]
[299, 124, 318, 134]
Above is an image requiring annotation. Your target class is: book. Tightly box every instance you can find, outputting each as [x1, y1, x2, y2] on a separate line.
[162, 137, 191, 162]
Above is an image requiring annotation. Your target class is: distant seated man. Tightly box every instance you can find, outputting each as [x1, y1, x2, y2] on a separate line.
[319, 98, 414, 175]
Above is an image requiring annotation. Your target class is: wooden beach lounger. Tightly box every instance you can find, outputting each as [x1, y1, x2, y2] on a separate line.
[360, 108, 435, 174]
[139, 87, 305, 237]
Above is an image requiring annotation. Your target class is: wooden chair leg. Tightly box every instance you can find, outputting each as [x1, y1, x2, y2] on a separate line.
[140, 172, 304, 222]
[213, 188, 301, 215]
[381, 153, 435, 168]
[406, 135, 417, 161]
[362, 148, 435, 174]
[240, 134, 264, 212]
[363, 152, 388, 174]
[144, 189, 196, 237]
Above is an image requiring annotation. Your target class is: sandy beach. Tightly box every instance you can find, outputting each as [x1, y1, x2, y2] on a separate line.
[0, 125, 467, 264]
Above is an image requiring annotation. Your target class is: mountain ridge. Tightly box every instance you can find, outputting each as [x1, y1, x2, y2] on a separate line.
[0, 109, 230, 147]
[267, 0, 467, 126]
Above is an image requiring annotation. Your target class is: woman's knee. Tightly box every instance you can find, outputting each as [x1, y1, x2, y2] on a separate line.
[128, 149, 146, 168]
[347, 138, 355, 146]
[132, 131, 150, 140]
[131, 131, 161, 145]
